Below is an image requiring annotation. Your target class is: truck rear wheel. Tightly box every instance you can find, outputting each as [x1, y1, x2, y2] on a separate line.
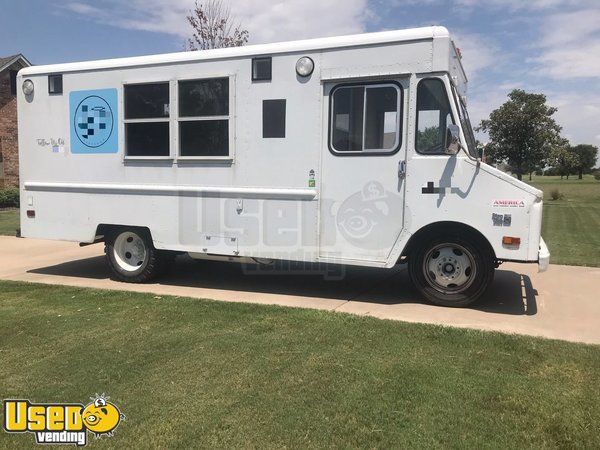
[408, 234, 494, 307]
[105, 228, 169, 283]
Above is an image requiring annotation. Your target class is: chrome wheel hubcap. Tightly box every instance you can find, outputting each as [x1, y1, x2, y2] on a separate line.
[423, 243, 476, 294]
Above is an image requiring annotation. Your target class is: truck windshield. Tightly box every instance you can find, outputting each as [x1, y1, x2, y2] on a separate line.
[452, 86, 478, 158]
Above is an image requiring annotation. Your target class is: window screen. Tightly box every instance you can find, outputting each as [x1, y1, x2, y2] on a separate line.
[330, 83, 401, 154]
[263, 99, 286, 138]
[416, 78, 454, 154]
[124, 82, 170, 157]
[48, 74, 63, 95]
[178, 77, 230, 157]
[252, 57, 272, 81]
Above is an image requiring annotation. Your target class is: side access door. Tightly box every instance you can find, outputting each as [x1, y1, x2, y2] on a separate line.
[318, 78, 408, 264]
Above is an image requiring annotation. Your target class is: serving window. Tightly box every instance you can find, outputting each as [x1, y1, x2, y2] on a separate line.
[123, 77, 232, 159]
[178, 77, 230, 157]
[124, 82, 170, 157]
[330, 83, 402, 155]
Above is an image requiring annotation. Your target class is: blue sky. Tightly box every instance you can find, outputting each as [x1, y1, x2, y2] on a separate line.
[1, 0, 599, 151]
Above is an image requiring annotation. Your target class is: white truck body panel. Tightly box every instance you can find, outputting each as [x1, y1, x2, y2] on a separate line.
[17, 26, 545, 269]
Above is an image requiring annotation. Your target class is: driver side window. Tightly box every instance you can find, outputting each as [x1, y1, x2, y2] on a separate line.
[416, 78, 454, 154]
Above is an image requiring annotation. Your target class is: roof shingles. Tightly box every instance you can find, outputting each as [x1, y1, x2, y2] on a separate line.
[0, 54, 31, 73]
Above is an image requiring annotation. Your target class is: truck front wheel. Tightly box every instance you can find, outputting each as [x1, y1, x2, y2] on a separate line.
[408, 234, 494, 307]
[105, 228, 170, 283]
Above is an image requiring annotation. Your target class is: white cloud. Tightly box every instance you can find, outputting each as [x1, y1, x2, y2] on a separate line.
[531, 8, 600, 79]
[62, 0, 368, 45]
[549, 91, 600, 148]
[451, 31, 499, 79]
[455, 0, 597, 11]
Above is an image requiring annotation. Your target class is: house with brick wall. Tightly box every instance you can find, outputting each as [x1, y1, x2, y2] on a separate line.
[0, 54, 31, 188]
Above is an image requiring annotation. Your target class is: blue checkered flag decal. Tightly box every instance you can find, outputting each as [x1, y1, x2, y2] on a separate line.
[77, 105, 108, 139]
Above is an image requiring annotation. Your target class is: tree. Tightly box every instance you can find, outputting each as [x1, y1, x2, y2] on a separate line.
[477, 89, 565, 181]
[549, 146, 580, 180]
[416, 126, 442, 152]
[186, 0, 249, 51]
[570, 144, 598, 179]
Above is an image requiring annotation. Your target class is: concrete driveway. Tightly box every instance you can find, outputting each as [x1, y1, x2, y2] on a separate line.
[0, 236, 599, 344]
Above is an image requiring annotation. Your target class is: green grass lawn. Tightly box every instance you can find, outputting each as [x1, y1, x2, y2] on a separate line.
[528, 175, 600, 267]
[0, 209, 19, 237]
[0, 281, 599, 448]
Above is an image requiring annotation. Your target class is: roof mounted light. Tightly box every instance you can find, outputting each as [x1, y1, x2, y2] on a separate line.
[296, 56, 314, 77]
[22, 79, 34, 96]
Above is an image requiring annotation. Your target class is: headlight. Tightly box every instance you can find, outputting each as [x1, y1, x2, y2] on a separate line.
[22, 79, 34, 96]
[295, 57, 314, 77]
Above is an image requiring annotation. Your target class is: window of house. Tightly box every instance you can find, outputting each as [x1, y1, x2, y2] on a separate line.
[9, 70, 17, 96]
[178, 78, 229, 157]
[330, 83, 401, 154]
[124, 83, 170, 157]
[415, 78, 455, 155]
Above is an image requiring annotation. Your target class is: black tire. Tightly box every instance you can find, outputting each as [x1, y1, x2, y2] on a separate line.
[408, 233, 495, 307]
[105, 228, 170, 283]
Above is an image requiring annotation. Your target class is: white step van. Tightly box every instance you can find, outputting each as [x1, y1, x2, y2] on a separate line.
[17, 26, 550, 306]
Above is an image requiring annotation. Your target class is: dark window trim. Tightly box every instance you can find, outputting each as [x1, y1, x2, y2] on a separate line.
[328, 80, 403, 157]
[414, 77, 456, 156]
[252, 56, 272, 82]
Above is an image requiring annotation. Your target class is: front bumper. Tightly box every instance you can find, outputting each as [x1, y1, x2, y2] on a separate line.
[538, 237, 550, 272]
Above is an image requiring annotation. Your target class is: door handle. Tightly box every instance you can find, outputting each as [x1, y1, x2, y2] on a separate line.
[398, 160, 406, 179]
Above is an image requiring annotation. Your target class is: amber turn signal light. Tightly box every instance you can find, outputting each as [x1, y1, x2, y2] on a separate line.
[502, 236, 520, 246]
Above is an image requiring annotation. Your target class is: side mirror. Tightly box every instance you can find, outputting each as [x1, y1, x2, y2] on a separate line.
[445, 124, 460, 155]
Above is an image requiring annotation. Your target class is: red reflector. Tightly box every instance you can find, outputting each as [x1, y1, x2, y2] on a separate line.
[502, 236, 520, 246]
[27, 210, 35, 218]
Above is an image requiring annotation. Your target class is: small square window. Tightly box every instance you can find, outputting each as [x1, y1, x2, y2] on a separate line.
[48, 74, 63, 95]
[263, 99, 286, 138]
[252, 57, 272, 81]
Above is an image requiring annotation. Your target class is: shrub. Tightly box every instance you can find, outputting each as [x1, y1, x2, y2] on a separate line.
[0, 188, 20, 208]
[549, 188, 564, 201]
[594, 170, 600, 181]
